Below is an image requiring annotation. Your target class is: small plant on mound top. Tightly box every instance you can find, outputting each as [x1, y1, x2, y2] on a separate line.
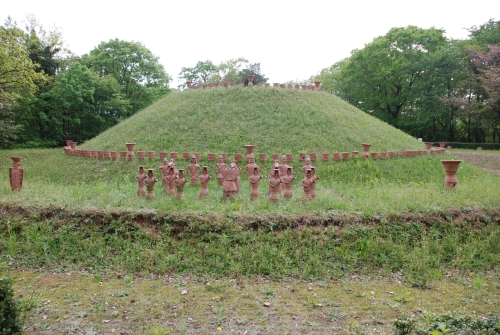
[0, 276, 22, 335]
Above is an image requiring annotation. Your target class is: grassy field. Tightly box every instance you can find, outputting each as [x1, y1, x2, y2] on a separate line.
[1, 86, 499, 334]
[1, 148, 499, 220]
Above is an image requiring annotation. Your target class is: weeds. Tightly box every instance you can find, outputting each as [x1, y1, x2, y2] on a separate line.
[260, 285, 275, 298]
[328, 311, 348, 322]
[472, 275, 487, 289]
[1, 213, 499, 281]
[212, 306, 226, 326]
[393, 316, 416, 335]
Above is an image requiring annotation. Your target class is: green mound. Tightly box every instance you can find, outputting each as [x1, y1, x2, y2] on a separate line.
[81, 86, 423, 153]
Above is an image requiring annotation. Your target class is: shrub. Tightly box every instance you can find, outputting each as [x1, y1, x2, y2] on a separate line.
[416, 312, 500, 335]
[434, 142, 500, 150]
[393, 316, 416, 335]
[0, 276, 22, 335]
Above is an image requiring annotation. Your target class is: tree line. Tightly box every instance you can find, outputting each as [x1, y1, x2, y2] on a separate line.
[0, 15, 170, 148]
[177, 58, 268, 88]
[315, 19, 500, 144]
[2, 15, 498, 148]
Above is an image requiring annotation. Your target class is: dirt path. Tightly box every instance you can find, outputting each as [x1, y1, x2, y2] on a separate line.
[452, 151, 500, 173]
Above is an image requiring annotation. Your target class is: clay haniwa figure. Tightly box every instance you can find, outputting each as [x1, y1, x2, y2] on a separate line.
[230, 160, 240, 194]
[301, 169, 314, 202]
[159, 158, 170, 193]
[278, 155, 291, 178]
[244, 154, 260, 176]
[267, 159, 280, 195]
[144, 168, 158, 199]
[249, 167, 263, 200]
[187, 155, 201, 187]
[215, 155, 227, 187]
[278, 155, 291, 193]
[198, 166, 211, 198]
[174, 169, 187, 199]
[168, 158, 179, 176]
[281, 167, 295, 199]
[221, 165, 240, 199]
[166, 166, 177, 196]
[135, 166, 147, 197]
[309, 167, 319, 199]
[9, 156, 24, 191]
[268, 169, 282, 203]
[301, 157, 314, 175]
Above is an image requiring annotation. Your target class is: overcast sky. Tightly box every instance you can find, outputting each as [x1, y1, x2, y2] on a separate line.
[4, 0, 499, 87]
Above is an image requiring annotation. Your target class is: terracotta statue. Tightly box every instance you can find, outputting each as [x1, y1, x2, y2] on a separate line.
[144, 168, 158, 199]
[220, 165, 240, 199]
[215, 155, 227, 186]
[135, 166, 147, 197]
[301, 157, 314, 175]
[174, 169, 187, 199]
[301, 169, 314, 202]
[310, 167, 319, 199]
[282, 167, 295, 199]
[159, 158, 170, 193]
[278, 155, 291, 194]
[268, 169, 282, 203]
[244, 154, 260, 176]
[230, 160, 240, 194]
[168, 158, 179, 176]
[166, 166, 177, 196]
[268, 159, 280, 194]
[249, 167, 263, 200]
[187, 155, 201, 187]
[9, 157, 24, 191]
[198, 166, 211, 198]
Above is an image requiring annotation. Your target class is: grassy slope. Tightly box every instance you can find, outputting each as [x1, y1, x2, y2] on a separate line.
[80, 87, 423, 153]
[1, 148, 500, 218]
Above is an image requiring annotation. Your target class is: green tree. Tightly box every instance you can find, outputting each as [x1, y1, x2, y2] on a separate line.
[86, 39, 170, 113]
[468, 19, 500, 47]
[437, 19, 500, 143]
[215, 57, 249, 83]
[236, 63, 268, 86]
[315, 59, 351, 101]
[46, 62, 130, 143]
[0, 22, 45, 147]
[178, 58, 254, 89]
[177, 60, 218, 88]
[463, 45, 500, 142]
[341, 26, 447, 126]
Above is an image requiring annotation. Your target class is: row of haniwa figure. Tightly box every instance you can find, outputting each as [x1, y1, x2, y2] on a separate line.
[135, 154, 319, 201]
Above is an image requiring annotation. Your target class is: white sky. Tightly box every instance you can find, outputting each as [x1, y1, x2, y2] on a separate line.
[3, 0, 499, 87]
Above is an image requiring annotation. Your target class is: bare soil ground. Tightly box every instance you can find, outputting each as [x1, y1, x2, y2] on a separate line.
[452, 151, 500, 174]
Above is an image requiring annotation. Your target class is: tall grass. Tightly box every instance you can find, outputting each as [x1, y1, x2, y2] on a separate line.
[1, 212, 498, 283]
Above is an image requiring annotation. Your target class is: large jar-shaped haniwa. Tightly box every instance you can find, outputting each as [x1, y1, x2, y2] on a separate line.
[441, 160, 462, 189]
[361, 143, 371, 159]
[424, 142, 433, 153]
[126, 143, 136, 160]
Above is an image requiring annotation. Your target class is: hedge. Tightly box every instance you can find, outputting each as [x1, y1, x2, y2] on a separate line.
[432, 142, 500, 150]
